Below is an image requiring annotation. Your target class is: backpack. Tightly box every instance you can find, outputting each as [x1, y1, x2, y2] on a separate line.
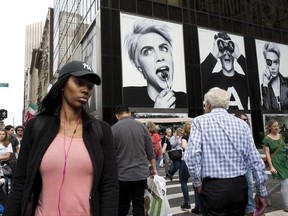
[151, 133, 162, 157]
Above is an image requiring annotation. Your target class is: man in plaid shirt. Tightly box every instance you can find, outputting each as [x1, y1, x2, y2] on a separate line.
[184, 87, 268, 216]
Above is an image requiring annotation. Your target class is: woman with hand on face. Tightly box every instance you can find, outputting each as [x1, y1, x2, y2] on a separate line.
[123, 18, 187, 109]
[262, 119, 288, 212]
[0, 129, 13, 195]
[3, 61, 119, 216]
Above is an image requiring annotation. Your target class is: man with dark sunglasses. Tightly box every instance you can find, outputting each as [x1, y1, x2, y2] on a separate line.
[15, 125, 24, 157]
[201, 31, 249, 110]
[235, 112, 256, 216]
[261, 42, 288, 110]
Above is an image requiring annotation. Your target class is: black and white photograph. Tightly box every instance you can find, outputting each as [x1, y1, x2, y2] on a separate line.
[256, 40, 288, 111]
[198, 27, 250, 110]
[120, 13, 187, 109]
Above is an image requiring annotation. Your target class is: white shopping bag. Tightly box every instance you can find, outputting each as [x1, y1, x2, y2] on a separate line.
[144, 175, 172, 216]
[159, 159, 164, 168]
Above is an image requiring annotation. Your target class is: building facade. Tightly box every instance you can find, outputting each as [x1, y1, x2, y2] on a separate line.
[27, 0, 288, 146]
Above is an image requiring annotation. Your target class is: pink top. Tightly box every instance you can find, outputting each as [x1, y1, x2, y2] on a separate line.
[35, 134, 93, 216]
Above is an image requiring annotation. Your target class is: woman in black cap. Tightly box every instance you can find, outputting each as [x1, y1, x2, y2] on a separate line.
[4, 61, 119, 216]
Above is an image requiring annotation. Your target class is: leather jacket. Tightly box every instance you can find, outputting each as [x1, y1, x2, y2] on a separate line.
[262, 73, 288, 110]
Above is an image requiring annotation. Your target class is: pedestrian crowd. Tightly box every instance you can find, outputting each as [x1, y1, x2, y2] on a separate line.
[0, 61, 287, 216]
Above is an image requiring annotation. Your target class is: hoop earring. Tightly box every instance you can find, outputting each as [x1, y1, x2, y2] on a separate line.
[137, 66, 142, 73]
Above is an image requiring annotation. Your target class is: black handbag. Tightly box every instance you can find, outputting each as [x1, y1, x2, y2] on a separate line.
[168, 149, 182, 161]
[2, 163, 13, 177]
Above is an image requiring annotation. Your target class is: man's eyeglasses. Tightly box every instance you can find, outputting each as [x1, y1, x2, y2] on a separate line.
[266, 59, 279, 66]
[217, 40, 235, 53]
[17, 129, 23, 132]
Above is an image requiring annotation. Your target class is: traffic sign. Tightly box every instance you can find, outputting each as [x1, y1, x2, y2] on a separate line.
[0, 83, 9, 87]
[0, 109, 7, 120]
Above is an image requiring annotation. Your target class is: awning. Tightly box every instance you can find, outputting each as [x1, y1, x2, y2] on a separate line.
[135, 117, 192, 124]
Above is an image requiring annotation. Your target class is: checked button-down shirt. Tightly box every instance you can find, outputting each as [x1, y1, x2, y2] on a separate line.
[184, 108, 268, 197]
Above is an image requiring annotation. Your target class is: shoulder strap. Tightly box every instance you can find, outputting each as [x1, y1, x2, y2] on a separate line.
[270, 135, 283, 159]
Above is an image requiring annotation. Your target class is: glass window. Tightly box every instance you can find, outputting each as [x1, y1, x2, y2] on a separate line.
[153, 2, 168, 19]
[138, 0, 153, 16]
[221, 18, 232, 32]
[261, 4, 279, 28]
[169, 5, 183, 22]
[196, 12, 208, 26]
[232, 20, 242, 34]
[120, 0, 136, 12]
[209, 15, 220, 30]
[252, 2, 262, 25]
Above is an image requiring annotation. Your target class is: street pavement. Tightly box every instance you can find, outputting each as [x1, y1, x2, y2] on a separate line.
[162, 149, 288, 216]
[164, 169, 287, 216]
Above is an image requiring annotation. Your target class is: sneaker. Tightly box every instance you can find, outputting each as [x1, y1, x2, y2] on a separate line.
[181, 203, 191, 210]
[191, 207, 201, 214]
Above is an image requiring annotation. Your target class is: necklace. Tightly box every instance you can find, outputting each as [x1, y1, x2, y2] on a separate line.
[58, 116, 81, 216]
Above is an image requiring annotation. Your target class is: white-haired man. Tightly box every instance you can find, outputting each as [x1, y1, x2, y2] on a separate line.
[184, 87, 268, 216]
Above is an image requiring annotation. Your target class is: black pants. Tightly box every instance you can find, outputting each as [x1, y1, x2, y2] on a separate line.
[200, 175, 248, 216]
[118, 179, 147, 216]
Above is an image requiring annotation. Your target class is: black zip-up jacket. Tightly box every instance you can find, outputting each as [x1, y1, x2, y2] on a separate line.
[3, 111, 119, 216]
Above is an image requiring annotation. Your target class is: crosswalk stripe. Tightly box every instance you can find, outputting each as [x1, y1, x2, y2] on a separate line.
[167, 191, 195, 200]
[160, 171, 280, 216]
[166, 182, 193, 189]
[265, 210, 288, 215]
[171, 206, 193, 215]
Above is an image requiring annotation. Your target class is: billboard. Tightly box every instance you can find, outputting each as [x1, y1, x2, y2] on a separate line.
[198, 27, 249, 110]
[255, 40, 288, 111]
[120, 13, 187, 109]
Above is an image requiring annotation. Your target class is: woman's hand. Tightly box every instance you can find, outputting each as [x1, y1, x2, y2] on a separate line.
[154, 88, 176, 108]
[270, 166, 277, 174]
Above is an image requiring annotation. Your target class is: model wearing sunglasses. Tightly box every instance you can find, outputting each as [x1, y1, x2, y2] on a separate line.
[201, 31, 249, 110]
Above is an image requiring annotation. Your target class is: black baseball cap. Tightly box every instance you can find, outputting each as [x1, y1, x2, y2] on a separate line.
[58, 61, 101, 85]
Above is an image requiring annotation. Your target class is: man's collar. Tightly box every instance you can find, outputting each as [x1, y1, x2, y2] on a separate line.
[118, 115, 133, 121]
[211, 107, 228, 113]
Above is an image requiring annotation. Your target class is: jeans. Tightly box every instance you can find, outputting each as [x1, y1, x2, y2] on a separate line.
[2, 176, 10, 195]
[245, 169, 255, 213]
[163, 151, 172, 175]
[118, 179, 147, 216]
[169, 159, 181, 176]
[155, 156, 161, 174]
[179, 161, 190, 204]
[280, 179, 288, 209]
